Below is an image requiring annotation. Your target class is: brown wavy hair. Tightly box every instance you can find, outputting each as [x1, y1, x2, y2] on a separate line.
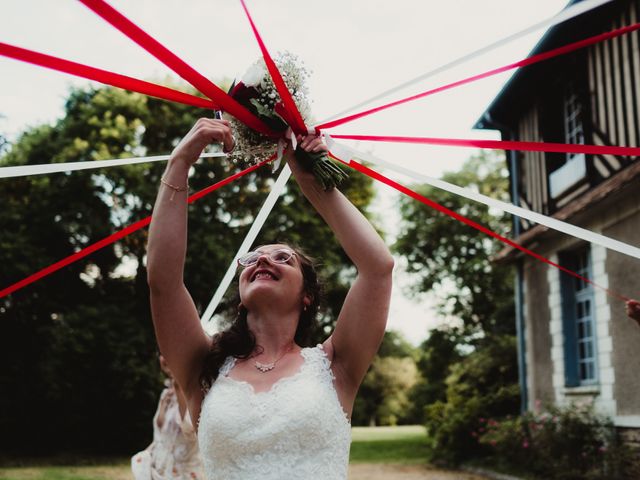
[199, 244, 322, 392]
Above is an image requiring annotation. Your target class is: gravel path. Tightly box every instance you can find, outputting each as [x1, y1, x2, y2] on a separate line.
[0, 463, 493, 480]
[349, 464, 489, 480]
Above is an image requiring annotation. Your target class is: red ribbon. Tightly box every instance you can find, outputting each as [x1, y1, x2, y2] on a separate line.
[0, 42, 218, 110]
[0, 158, 273, 299]
[316, 22, 640, 131]
[339, 158, 630, 303]
[329, 134, 640, 157]
[239, 0, 308, 136]
[78, 0, 277, 137]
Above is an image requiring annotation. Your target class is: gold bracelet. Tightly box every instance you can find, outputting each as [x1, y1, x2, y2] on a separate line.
[160, 177, 188, 201]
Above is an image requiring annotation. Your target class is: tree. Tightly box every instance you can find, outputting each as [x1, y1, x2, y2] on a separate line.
[423, 335, 520, 464]
[352, 330, 418, 426]
[393, 152, 520, 462]
[0, 83, 376, 454]
[394, 151, 515, 337]
[408, 326, 463, 424]
[0, 114, 9, 154]
[377, 329, 417, 358]
[1, 87, 165, 453]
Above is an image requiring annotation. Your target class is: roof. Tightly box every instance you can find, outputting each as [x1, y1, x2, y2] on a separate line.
[474, 0, 621, 131]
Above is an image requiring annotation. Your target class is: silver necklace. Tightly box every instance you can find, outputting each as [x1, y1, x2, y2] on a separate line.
[254, 344, 294, 373]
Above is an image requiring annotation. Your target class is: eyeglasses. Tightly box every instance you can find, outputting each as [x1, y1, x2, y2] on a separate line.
[237, 249, 297, 267]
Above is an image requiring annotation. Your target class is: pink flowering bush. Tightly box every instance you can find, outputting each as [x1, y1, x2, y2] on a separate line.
[477, 404, 633, 479]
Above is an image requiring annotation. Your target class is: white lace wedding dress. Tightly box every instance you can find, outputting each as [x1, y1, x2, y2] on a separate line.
[198, 344, 352, 480]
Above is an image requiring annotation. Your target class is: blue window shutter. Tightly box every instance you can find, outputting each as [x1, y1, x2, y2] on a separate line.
[559, 260, 579, 387]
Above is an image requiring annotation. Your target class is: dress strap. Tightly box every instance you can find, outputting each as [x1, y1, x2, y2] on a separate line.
[300, 344, 335, 384]
[218, 356, 236, 377]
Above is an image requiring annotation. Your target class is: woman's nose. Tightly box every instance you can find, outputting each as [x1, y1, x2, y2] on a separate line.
[255, 253, 272, 266]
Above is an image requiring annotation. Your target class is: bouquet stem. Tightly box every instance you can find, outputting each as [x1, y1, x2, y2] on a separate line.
[294, 148, 349, 191]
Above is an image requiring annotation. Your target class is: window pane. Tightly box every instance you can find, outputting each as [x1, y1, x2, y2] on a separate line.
[587, 341, 594, 359]
[580, 362, 587, 380]
[563, 89, 585, 163]
[586, 363, 595, 381]
[579, 341, 587, 359]
[584, 321, 591, 338]
[561, 248, 597, 386]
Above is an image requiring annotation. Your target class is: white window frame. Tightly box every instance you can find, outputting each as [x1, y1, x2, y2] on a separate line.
[549, 90, 587, 198]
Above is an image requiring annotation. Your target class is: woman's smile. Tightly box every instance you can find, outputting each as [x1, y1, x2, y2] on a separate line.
[251, 269, 279, 282]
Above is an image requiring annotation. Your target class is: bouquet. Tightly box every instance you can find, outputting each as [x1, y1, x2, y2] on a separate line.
[227, 52, 348, 191]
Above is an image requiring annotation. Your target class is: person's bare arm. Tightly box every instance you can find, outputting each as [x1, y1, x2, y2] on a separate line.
[288, 136, 394, 398]
[147, 119, 234, 399]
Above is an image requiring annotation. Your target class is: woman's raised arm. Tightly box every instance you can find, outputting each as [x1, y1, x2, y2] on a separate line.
[147, 118, 234, 399]
[288, 135, 394, 399]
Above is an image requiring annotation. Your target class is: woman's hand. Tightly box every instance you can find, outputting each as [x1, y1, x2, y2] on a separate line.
[170, 118, 235, 168]
[626, 299, 640, 324]
[297, 134, 327, 154]
[286, 134, 327, 183]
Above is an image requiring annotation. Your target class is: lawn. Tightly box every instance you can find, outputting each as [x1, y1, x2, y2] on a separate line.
[349, 425, 429, 464]
[0, 426, 430, 479]
[0, 464, 131, 480]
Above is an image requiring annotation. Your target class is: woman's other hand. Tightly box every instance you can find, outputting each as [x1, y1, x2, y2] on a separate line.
[171, 118, 235, 167]
[626, 299, 640, 324]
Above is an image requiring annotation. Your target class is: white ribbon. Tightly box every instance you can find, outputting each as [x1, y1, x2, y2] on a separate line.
[0, 151, 226, 179]
[274, 138, 286, 172]
[324, 135, 640, 261]
[318, 0, 614, 125]
[273, 127, 295, 173]
[200, 164, 292, 332]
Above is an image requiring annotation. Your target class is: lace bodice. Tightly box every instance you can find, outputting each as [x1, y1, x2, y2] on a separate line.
[197, 345, 351, 480]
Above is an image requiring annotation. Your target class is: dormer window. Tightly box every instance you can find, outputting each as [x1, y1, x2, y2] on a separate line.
[549, 85, 588, 199]
[564, 91, 586, 159]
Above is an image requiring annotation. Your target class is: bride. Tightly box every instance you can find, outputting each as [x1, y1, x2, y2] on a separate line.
[146, 118, 394, 480]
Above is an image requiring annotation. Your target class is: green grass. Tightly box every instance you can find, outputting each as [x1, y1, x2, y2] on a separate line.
[0, 455, 133, 480]
[0, 426, 430, 478]
[0, 463, 131, 480]
[349, 425, 429, 464]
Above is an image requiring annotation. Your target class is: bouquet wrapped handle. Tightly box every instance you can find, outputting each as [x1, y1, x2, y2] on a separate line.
[294, 148, 348, 191]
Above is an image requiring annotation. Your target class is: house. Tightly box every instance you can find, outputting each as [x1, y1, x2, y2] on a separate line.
[475, 0, 640, 445]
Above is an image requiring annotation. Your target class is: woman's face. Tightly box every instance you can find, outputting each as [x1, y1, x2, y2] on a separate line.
[238, 244, 306, 310]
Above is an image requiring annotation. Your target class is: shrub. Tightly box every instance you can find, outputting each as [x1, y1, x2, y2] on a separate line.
[478, 403, 633, 479]
[422, 335, 520, 464]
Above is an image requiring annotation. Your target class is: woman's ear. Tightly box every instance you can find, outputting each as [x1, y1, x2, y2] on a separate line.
[303, 294, 312, 309]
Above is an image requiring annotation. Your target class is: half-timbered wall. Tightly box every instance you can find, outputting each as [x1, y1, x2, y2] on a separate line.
[513, 0, 640, 232]
[588, 0, 640, 177]
[517, 106, 547, 230]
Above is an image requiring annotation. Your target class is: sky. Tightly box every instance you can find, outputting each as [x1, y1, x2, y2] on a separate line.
[1, 0, 571, 344]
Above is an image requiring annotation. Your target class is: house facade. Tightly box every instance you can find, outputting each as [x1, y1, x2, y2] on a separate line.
[475, 0, 640, 444]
